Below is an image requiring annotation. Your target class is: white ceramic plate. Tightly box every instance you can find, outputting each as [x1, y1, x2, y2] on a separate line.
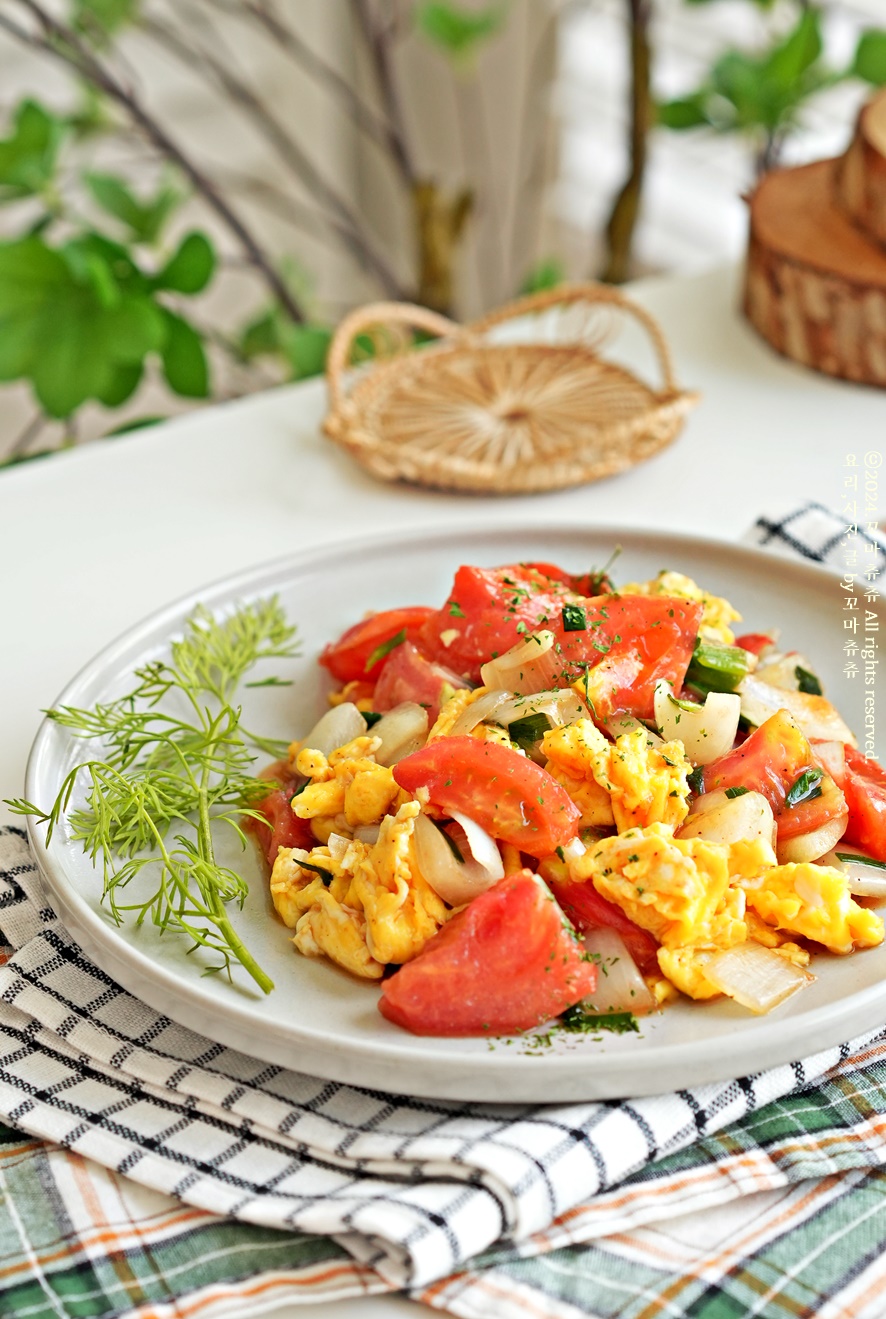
[24, 524, 885, 1102]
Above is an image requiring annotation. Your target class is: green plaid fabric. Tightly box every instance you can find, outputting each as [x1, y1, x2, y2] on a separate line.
[5, 1056, 886, 1318]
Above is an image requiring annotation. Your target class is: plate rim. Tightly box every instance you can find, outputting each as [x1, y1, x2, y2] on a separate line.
[22, 521, 882, 1100]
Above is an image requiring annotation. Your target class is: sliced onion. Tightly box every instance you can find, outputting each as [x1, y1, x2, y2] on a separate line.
[480, 630, 563, 695]
[755, 651, 819, 693]
[581, 928, 655, 1016]
[600, 712, 664, 749]
[447, 689, 512, 737]
[561, 836, 588, 868]
[496, 688, 588, 728]
[811, 740, 846, 785]
[300, 702, 367, 758]
[680, 789, 776, 849]
[776, 810, 849, 864]
[703, 942, 813, 1013]
[372, 702, 429, 766]
[327, 832, 350, 862]
[353, 824, 381, 845]
[654, 680, 740, 765]
[738, 677, 857, 746]
[821, 847, 886, 897]
[413, 811, 503, 906]
[448, 809, 505, 881]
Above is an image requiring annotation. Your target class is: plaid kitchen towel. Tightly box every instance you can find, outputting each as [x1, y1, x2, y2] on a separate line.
[3, 503, 886, 1319]
[5, 822, 886, 1302]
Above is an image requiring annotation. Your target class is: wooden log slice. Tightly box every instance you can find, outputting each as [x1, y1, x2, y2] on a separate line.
[835, 89, 886, 250]
[743, 157, 886, 387]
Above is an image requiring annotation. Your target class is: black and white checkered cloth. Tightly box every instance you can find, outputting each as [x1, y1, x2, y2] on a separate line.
[744, 500, 886, 574]
[1, 506, 883, 1290]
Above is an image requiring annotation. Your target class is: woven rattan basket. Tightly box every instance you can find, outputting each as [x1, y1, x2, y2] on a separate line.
[324, 284, 698, 495]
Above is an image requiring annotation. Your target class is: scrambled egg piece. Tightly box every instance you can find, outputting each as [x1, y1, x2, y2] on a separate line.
[656, 948, 720, 1000]
[541, 720, 614, 828]
[271, 802, 448, 978]
[745, 910, 810, 967]
[291, 736, 405, 837]
[428, 687, 513, 747]
[573, 823, 736, 949]
[741, 862, 884, 954]
[543, 721, 690, 832]
[327, 679, 375, 711]
[655, 888, 748, 1000]
[619, 570, 741, 645]
[728, 837, 778, 881]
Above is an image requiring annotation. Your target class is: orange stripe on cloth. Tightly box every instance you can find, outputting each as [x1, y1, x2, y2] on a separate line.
[130, 1262, 389, 1319]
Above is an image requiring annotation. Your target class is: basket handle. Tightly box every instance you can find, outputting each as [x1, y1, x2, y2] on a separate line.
[326, 301, 460, 412]
[468, 283, 679, 394]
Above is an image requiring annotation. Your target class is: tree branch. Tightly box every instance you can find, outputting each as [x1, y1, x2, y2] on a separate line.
[351, 0, 416, 183]
[5, 0, 307, 323]
[140, 10, 410, 299]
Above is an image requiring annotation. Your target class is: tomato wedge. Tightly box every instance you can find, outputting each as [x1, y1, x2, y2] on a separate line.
[250, 780, 315, 866]
[418, 564, 701, 717]
[842, 747, 886, 860]
[379, 869, 596, 1035]
[372, 640, 469, 724]
[704, 710, 847, 840]
[543, 875, 660, 977]
[393, 736, 580, 857]
[320, 607, 436, 682]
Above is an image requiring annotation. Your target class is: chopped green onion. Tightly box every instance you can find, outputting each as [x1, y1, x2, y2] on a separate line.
[363, 711, 383, 728]
[687, 766, 705, 795]
[725, 786, 749, 799]
[685, 641, 752, 695]
[835, 852, 886, 871]
[785, 767, 823, 808]
[795, 665, 823, 696]
[298, 860, 333, 885]
[509, 711, 552, 749]
[365, 628, 406, 672]
[556, 845, 566, 863]
[561, 604, 587, 632]
[448, 601, 466, 618]
[560, 1005, 640, 1034]
[667, 692, 700, 713]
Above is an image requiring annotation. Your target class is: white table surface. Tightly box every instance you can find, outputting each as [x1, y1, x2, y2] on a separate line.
[1, 263, 883, 1317]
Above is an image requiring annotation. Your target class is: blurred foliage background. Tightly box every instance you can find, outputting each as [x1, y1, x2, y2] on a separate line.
[0, 0, 883, 465]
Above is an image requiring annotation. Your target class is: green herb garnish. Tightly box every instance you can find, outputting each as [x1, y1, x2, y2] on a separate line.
[687, 765, 705, 795]
[509, 711, 551, 749]
[795, 665, 823, 696]
[364, 628, 406, 672]
[560, 1004, 640, 1034]
[561, 604, 587, 632]
[6, 599, 300, 993]
[363, 710, 383, 728]
[685, 641, 752, 695]
[724, 785, 749, 799]
[835, 852, 886, 871]
[298, 860, 333, 885]
[785, 767, 824, 808]
[448, 601, 466, 618]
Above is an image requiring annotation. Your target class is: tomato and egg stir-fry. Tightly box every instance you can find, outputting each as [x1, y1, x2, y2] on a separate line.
[254, 559, 886, 1037]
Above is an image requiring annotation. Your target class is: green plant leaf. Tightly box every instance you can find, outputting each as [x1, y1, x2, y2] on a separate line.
[852, 30, 886, 86]
[161, 310, 209, 397]
[155, 232, 216, 294]
[96, 360, 144, 408]
[0, 100, 65, 201]
[282, 323, 332, 380]
[105, 415, 165, 436]
[519, 257, 565, 295]
[656, 94, 710, 129]
[0, 234, 163, 417]
[416, 2, 503, 60]
[85, 171, 182, 244]
[238, 308, 283, 360]
[762, 6, 822, 90]
[72, 0, 139, 40]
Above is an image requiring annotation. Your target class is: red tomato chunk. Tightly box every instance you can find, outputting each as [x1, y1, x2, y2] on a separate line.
[545, 877, 660, 977]
[393, 736, 581, 858]
[842, 747, 886, 861]
[320, 607, 436, 682]
[379, 870, 596, 1036]
[372, 640, 469, 725]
